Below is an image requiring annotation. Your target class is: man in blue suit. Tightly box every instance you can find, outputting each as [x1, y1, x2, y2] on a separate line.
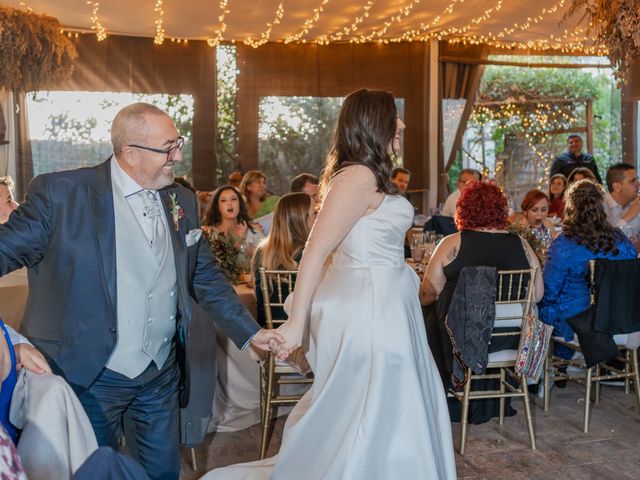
[0, 103, 283, 479]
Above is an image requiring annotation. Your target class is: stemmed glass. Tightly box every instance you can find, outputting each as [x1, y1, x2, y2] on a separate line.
[410, 233, 427, 273]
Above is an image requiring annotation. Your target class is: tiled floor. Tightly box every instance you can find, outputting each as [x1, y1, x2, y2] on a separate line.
[179, 382, 640, 479]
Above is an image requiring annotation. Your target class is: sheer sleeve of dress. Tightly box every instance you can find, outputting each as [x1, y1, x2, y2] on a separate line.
[279, 164, 384, 348]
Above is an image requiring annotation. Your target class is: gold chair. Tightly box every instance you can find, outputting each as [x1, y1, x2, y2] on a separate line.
[450, 268, 538, 455]
[543, 259, 640, 433]
[258, 267, 313, 459]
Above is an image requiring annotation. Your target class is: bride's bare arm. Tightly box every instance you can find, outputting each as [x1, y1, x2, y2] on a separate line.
[277, 165, 383, 352]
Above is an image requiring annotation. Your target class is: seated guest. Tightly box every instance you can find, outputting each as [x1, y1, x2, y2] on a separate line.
[514, 190, 559, 242]
[441, 168, 480, 217]
[202, 186, 265, 284]
[227, 170, 244, 189]
[539, 180, 636, 356]
[0, 176, 19, 225]
[240, 170, 280, 220]
[568, 166, 596, 185]
[252, 193, 315, 327]
[602, 163, 640, 238]
[390, 167, 411, 197]
[420, 182, 543, 424]
[290, 173, 320, 205]
[548, 173, 567, 218]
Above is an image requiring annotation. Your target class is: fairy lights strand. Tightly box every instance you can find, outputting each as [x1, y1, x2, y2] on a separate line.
[87, 1, 107, 41]
[285, 0, 330, 44]
[154, 0, 165, 45]
[355, 0, 423, 43]
[315, 0, 376, 45]
[244, 3, 285, 48]
[207, 0, 230, 47]
[419, 0, 504, 42]
[394, 0, 467, 43]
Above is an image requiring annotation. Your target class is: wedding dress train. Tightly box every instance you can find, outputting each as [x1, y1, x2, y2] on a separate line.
[202, 166, 456, 480]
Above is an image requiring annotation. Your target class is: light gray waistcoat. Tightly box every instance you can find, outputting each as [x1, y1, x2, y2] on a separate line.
[106, 186, 178, 378]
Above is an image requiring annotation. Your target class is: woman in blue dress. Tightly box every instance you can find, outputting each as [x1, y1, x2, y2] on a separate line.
[0, 319, 18, 442]
[539, 180, 636, 353]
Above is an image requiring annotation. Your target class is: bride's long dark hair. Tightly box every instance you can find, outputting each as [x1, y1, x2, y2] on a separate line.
[320, 89, 398, 198]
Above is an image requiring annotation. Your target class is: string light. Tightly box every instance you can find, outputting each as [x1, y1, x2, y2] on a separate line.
[355, 0, 423, 43]
[87, 1, 107, 41]
[419, 1, 504, 42]
[394, 0, 467, 43]
[470, 101, 583, 186]
[315, 0, 376, 45]
[18, 1, 32, 12]
[207, 0, 230, 47]
[285, 0, 329, 44]
[154, 0, 165, 45]
[245, 3, 285, 48]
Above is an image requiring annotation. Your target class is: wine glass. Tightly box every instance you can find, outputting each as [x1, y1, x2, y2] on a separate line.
[410, 233, 427, 273]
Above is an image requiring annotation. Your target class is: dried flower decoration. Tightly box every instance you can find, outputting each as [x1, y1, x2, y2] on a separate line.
[565, 0, 640, 84]
[0, 6, 77, 92]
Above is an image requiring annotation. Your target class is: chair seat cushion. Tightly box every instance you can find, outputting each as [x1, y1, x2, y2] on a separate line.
[487, 349, 518, 363]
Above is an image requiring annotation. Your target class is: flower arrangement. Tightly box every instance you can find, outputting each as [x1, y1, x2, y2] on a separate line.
[507, 222, 547, 264]
[203, 229, 249, 284]
[566, 0, 640, 83]
[0, 6, 77, 91]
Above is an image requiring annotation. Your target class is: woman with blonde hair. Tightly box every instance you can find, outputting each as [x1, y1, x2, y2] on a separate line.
[252, 192, 315, 326]
[239, 170, 280, 219]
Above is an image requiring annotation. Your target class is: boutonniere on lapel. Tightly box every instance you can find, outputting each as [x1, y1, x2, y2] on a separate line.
[168, 193, 185, 231]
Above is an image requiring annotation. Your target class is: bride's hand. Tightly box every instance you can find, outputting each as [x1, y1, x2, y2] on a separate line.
[269, 322, 303, 361]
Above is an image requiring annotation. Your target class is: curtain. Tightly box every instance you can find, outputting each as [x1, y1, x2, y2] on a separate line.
[13, 92, 32, 200]
[438, 42, 489, 194]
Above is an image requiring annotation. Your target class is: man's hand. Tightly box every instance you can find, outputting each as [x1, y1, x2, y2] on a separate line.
[250, 329, 286, 353]
[14, 343, 51, 374]
[623, 197, 640, 223]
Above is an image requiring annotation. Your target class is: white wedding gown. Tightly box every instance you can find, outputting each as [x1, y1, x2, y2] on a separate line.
[202, 165, 456, 480]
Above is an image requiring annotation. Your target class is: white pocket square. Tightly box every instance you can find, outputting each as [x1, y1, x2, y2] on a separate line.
[185, 228, 202, 247]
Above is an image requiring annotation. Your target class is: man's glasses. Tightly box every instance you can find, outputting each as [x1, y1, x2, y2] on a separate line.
[127, 136, 185, 162]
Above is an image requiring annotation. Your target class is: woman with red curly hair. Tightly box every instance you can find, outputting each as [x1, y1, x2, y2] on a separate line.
[420, 182, 543, 425]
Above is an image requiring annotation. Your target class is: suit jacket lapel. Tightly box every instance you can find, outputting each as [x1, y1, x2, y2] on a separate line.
[160, 188, 191, 331]
[89, 159, 117, 321]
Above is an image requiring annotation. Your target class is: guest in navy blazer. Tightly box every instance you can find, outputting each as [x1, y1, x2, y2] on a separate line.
[0, 103, 283, 480]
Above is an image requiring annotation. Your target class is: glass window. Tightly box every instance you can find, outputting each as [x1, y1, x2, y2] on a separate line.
[27, 91, 194, 178]
[258, 96, 404, 195]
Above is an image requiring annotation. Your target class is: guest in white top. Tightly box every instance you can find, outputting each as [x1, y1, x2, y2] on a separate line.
[603, 163, 640, 237]
[441, 168, 480, 217]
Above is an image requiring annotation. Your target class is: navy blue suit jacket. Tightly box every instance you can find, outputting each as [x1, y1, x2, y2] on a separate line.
[0, 158, 260, 443]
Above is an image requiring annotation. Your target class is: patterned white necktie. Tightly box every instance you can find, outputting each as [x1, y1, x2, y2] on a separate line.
[140, 190, 166, 262]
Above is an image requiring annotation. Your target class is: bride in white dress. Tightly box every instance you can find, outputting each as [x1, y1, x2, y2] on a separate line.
[202, 89, 456, 480]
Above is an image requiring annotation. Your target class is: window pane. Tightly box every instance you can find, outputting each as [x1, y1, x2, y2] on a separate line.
[258, 96, 404, 195]
[27, 91, 194, 178]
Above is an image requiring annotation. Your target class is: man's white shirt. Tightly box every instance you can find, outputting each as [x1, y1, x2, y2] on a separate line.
[603, 192, 640, 236]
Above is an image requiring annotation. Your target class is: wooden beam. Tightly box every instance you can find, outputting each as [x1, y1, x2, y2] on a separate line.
[477, 98, 589, 106]
[439, 56, 611, 69]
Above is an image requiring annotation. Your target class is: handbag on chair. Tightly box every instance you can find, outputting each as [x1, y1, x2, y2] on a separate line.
[515, 312, 554, 381]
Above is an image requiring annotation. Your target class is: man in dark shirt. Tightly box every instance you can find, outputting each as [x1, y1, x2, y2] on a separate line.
[550, 134, 602, 183]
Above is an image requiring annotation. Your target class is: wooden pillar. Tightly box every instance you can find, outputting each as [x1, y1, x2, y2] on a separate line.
[621, 61, 640, 168]
[427, 40, 439, 212]
[586, 99, 594, 155]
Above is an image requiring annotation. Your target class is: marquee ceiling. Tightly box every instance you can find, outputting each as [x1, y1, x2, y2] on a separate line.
[5, 0, 596, 51]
